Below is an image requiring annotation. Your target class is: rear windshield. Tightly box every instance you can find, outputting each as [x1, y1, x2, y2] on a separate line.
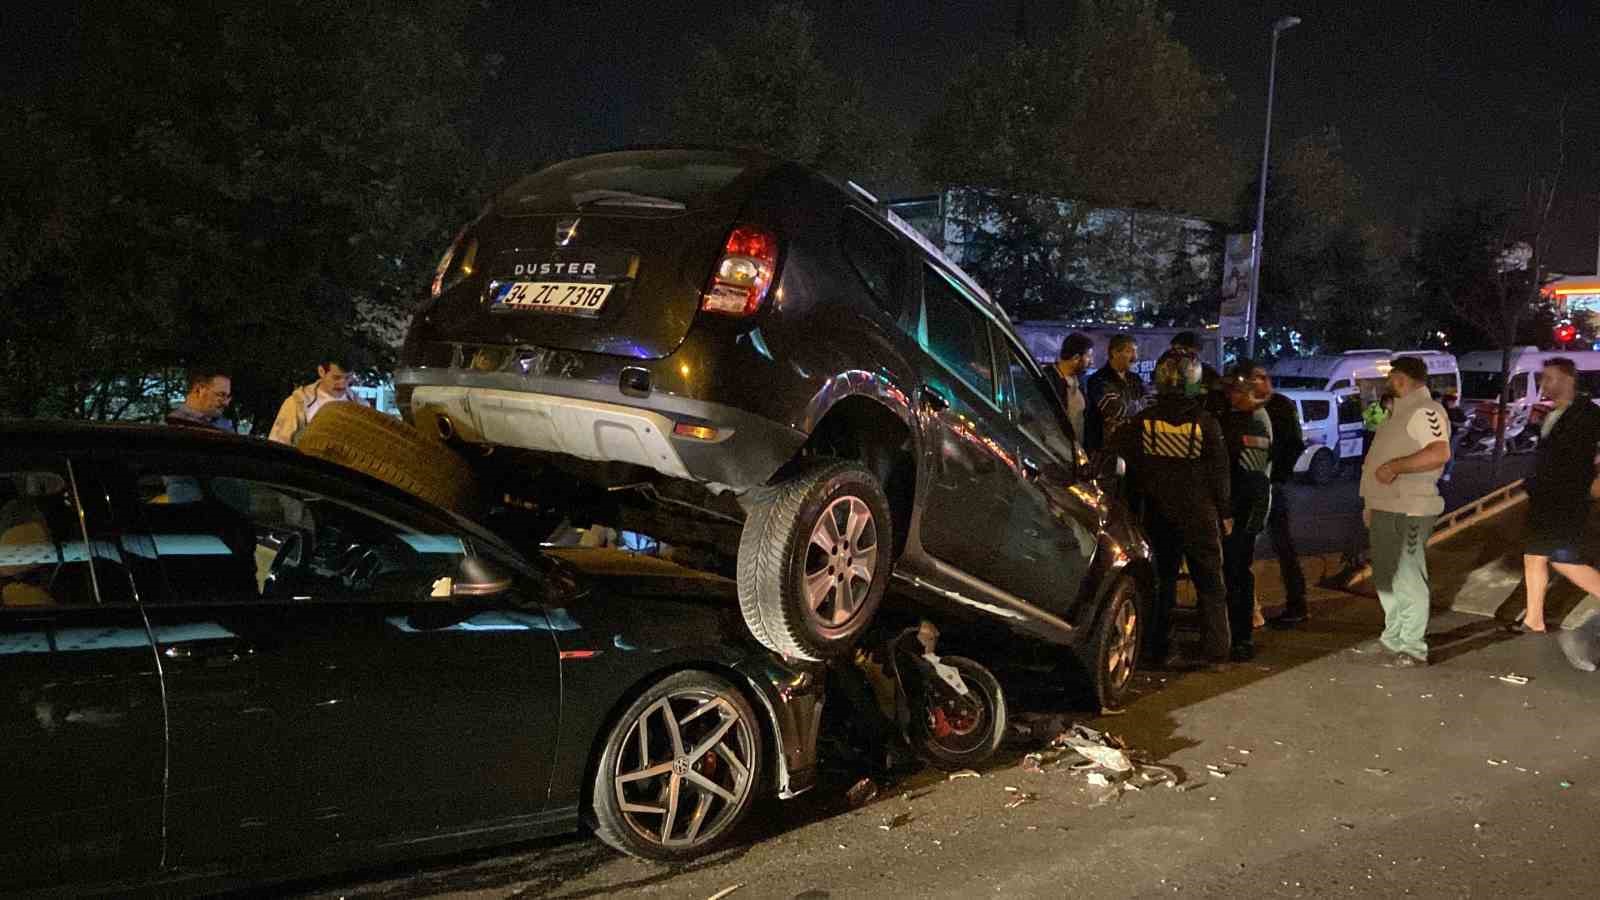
[498, 151, 754, 214]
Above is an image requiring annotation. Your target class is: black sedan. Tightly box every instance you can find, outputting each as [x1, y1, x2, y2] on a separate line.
[0, 421, 824, 895]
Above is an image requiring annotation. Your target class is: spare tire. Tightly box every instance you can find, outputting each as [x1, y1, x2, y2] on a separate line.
[296, 402, 480, 515]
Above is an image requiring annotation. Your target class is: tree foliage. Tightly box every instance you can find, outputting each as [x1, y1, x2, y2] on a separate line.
[0, 0, 490, 428]
[921, 0, 1237, 219]
[666, 2, 904, 185]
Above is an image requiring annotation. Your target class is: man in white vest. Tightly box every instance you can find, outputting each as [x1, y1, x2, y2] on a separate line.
[1356, 356, 1452, 667]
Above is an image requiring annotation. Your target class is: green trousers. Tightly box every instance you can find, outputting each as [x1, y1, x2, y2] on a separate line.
[1368, 509, 1437, 660]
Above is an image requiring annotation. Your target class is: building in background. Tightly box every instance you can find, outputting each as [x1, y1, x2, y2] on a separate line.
[888, 189, 1224, 325]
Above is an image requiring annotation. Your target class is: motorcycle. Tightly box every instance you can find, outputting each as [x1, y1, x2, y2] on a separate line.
[823, 621, 1007, 774]
[1457, 400, 1542, 457]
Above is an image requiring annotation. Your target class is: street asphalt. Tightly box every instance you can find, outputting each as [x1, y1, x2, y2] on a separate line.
[280, 452, 1595, 900]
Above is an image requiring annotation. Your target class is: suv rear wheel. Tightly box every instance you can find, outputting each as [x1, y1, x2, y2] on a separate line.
[737, 460, 891, 661]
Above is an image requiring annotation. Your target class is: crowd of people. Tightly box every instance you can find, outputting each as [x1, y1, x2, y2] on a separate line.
[1053, 331, 1459, 671]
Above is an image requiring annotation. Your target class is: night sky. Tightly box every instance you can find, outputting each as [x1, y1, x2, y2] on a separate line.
[7, 0, 1598, 270]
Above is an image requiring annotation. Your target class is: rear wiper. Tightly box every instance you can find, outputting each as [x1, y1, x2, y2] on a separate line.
[572, 189, 686, 211]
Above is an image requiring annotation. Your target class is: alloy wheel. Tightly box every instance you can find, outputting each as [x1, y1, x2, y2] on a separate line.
[1105, 587, 1140, 693]
[612, 689, 757, 850]
[802, 496, 879, 631]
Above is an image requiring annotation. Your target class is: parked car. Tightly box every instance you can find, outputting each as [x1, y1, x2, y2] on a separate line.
[0, 421, 826, 895]
[1278, 388, 1364, 484]
[392, 147, 1154, 693]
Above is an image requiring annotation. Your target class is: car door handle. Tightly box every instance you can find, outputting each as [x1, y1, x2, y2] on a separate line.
[920, 384, 949, 412]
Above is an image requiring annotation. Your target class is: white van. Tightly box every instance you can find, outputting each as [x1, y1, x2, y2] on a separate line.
[1272, 349, 1460, 405]
[1270, 350, 1392, 408]
[1277, 388, 1363, 484]
[1458, 348, 1600, 408]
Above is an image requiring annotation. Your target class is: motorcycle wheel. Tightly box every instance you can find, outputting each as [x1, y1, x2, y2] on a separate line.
[906, 655, 1006, 770]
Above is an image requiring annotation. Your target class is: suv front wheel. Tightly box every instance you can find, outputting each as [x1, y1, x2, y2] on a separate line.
[737, 460, 892, 661]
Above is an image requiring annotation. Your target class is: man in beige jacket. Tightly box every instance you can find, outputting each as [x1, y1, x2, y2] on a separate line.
[268, 357, 360, 446]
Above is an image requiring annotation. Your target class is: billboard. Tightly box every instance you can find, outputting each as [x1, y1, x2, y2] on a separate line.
[1219, 232, 1256, 338]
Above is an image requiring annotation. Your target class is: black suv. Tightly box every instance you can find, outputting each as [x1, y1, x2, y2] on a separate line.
[397, 148, 1151, 697]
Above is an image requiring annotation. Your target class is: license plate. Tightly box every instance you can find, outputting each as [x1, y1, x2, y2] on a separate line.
[490, 281, 613, 315]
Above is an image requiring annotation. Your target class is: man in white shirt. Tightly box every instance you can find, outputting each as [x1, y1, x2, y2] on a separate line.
[268, 357, 359, 446]
[1045, 332, 1093, 443]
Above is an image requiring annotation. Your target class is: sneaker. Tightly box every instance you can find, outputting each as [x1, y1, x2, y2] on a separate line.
[1383, 652, 1427, 669]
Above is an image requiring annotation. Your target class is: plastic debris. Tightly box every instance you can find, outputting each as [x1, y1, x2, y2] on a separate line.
[1487, 759, 1508, 767]
[1495, 673, 1531, 685]
[1055, 724, 1134, 772]
[1086, 772, 1112, 787]
[706, 885, 744, 900]
[1363, 767, 1393, 777]
[847, 777, 879, 807]
[1560, 781, 1573, 789]
[947, 769, 981, 781]
[1004, 791, 1038, 810]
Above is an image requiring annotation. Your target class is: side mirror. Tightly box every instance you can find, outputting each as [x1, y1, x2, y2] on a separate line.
[431, 556, 514, 600]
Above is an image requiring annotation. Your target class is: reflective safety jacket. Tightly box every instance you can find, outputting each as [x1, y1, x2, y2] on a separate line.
[1111, 394, 1230, 523]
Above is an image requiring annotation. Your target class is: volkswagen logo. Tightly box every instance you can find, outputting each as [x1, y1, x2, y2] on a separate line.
[555, 218, 580, 247]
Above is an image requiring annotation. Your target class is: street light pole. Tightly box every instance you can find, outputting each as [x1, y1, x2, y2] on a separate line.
[1244, 15, 1301, 360]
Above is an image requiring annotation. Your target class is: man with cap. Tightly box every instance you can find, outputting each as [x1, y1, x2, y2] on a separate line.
[1045, 332, 1094, 441]
[1110, 350, 1232, 668]
[1357, 355, 1451, 667]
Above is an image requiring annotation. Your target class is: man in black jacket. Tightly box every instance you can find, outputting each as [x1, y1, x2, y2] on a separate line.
[1111, 351, 1232, 667]
[1084, 333, 1146, 452]
[1217, 373, 1274, 661]
[1521, 357, 1600, 633]
[1247, 362, 1310, 627]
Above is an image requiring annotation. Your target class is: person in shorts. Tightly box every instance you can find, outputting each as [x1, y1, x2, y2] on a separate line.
[1521, 357, 1600, 633]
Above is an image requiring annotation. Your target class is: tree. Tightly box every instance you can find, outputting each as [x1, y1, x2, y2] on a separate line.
[918, 0, 1236, 322]
[0, 0, 492, 429]
[1250, 129, 1406, 357]
[921, 0, 1237, 219]
[666, 2, 905, 185]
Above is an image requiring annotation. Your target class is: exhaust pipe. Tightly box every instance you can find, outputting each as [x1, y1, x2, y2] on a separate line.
[435, 414, 456, 441]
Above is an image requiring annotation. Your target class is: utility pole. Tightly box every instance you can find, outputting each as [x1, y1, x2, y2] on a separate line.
[1244, 15, 1302, 359]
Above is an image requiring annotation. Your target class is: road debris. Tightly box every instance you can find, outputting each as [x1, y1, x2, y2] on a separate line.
[1087, 772, 1112, 787]
[705, 885, 743, 900]
[1020, 753, 1046, 774]
[847, 777, 879, 807]
[947, 769, 981, 781]
[879, 812, 912, 830]
[1560, 780, 1573, 789]
[1004, 791, 1038, 810]
[1495, 673, 1531, 685]
[1363, 767, 1393, 777]
[1487, 759, 1509, 767]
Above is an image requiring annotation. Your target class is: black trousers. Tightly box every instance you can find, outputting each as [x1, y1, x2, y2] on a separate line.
[1146, 506, 1230, 662]
[1223, 527, 1260, 648]
[1267, 483, 1306, 613]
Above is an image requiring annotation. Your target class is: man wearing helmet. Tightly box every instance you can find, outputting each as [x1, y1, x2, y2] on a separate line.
[1110, 350, 1233, 669]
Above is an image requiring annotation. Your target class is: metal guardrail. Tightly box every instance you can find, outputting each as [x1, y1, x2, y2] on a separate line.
[1428, 477, 1527, 544]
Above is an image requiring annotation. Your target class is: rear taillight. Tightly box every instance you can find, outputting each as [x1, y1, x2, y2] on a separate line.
[701, 225, 778, 317]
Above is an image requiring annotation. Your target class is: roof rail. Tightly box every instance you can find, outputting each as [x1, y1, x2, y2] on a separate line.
[846, 180, 879, 205]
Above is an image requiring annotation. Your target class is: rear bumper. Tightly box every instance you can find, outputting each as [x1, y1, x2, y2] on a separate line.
[399, 368, 805, 490]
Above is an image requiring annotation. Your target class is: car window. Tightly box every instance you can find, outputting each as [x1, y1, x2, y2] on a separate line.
[1579, 371, 1600, 395]
[917, 264, 995, 401]
[1005, 347, 1077, 462]
[1337, 397, 1363, 425]
[131, 472, 467, 604]
[1300, 399, 1331, 423]
[841, 209, 906, 318]
[0, 464, 131, 607]
[1329, 379, 1351, 391]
